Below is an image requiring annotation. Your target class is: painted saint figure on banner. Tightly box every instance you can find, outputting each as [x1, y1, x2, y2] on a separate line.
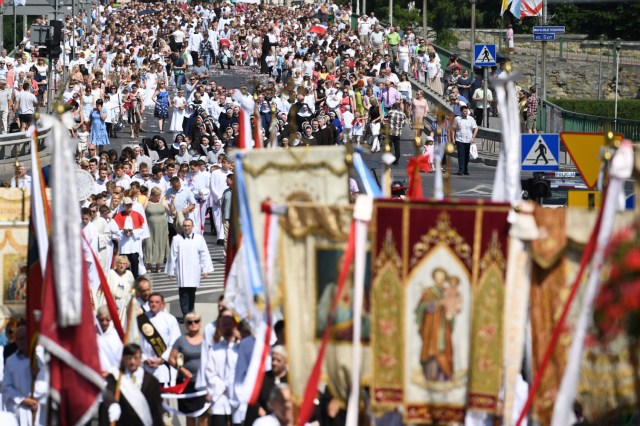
[316, 248, 371, 342]
[415, 267, 463, 382]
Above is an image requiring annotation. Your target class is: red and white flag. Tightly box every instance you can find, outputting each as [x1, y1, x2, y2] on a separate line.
[232, 89, 257, 149]
[38, 116, 105, 426]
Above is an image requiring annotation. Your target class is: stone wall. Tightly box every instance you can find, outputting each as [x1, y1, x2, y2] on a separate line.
[507, 53, 640, 100]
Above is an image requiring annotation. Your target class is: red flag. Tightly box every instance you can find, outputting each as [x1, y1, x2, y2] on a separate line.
[406, 157, 430, 199]
[26, 124, 50, 358]
[253, 111, 262, 149]
[38, 118, 104, 426]
[39, 253, 105, 426]
[237, 107, 248, 149]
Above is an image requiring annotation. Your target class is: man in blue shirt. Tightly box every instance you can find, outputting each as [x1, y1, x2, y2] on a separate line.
[449, 86, 468, 117]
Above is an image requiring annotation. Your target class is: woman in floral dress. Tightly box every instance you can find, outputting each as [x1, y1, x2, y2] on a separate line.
[152, 80, 171, 133]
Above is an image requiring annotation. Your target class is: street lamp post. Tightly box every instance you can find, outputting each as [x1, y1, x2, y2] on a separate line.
[470, 0, 476, 66]
[423, 0, 427, 39]
[614, 38, 620, 131]
[598, 35, 604, 100]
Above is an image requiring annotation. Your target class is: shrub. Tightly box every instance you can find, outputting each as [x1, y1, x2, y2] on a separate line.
[549, 99, 640, 121]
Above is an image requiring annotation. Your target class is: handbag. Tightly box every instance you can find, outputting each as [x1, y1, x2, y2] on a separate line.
[370, 122, 381, 136]
[470, 143, 478, 160]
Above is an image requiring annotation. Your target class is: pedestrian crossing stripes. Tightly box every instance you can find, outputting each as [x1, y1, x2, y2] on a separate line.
[146, 231, 227, 296]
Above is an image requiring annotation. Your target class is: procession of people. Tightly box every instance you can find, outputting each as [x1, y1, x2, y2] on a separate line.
[0, 0, 554, 425]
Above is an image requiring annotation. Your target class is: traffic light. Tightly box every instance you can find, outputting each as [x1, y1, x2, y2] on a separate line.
[522, 173, 551, 203]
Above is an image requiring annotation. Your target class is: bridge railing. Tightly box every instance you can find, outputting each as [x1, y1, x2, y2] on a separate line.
[538, 100, 640, 141]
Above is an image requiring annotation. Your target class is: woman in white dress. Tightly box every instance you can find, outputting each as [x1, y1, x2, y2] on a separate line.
[170, 89, 188, 133]
[144, 68, 158, 108]
[81, 88, 95, 124]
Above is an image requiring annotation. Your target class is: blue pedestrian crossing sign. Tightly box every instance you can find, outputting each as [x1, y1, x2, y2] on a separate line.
[474, 44, 496, 67]
[521, 134, 559, 171]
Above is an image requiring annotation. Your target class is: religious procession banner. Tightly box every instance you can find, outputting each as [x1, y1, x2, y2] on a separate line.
[239, 146, 350, 263]
[277, 202, 374, 406]
[528, 207, 636, 424]
[0, 222, 29, 327]
[370, 200, 510, 424]
[0, 188, 30, 222]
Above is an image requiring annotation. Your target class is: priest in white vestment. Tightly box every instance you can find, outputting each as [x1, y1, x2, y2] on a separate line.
[2, 327, 48, 426]
[96, 306, 124, 375]
[209, 156, 232, 245]
[165, 218, 214, 317]
[187, 163, 211, 235]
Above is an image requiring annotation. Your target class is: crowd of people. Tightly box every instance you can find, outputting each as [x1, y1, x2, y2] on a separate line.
[0, 0, 543, 424]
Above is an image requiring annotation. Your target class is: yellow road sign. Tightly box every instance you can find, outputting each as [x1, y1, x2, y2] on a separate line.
[567, 190, 602, 209]
[560, 132, 623, 189]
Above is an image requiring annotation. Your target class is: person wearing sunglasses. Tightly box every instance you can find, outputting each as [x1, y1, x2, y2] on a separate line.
[168, 312, 208, 425]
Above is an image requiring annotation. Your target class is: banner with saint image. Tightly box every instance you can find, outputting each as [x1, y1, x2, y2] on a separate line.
[370, 200, 510, 423]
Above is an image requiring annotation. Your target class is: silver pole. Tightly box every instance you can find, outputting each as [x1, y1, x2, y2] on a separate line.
[0, 6, 4, 51]
[482, 67, 488, 127]
[423, 0, 427, 39]
[534, 51, 538, 94]
[541, 0, 547, 101]
[598, 35, 604, 100]
[355, 0, 359, 18]
[13, 5, 17, 53]
[389, 0, 393, 26]
[362, 0, 366, 17]
[614, 39, 620, 131]
[470, 0, 476, 66]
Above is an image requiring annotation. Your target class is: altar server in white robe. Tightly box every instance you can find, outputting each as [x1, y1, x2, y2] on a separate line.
[92, 209, 114, 273]
[96, 306, 124, 375]
[140, 293, 181, 386]
[187, 159, 211, 236]
[165, 218, 214, 317]
[209, 155, 232, 245]
[3, 326, 48, 426]
[81, 207, 100, 291]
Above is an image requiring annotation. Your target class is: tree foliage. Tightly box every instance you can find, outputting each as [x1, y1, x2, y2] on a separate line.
[367, 0, 637, 41]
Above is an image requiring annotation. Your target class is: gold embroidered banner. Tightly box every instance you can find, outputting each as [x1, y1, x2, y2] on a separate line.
[370, 200, 510, 423]
[240, 146, 350, 262]
[0, 224, 29, 327]
[0, 189, 30, 222]
[277, 203, 372, 406]
[529, 207, 636, 423]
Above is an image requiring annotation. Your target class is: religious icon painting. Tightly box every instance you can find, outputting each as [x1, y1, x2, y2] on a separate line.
[3, 253, 27, 304]
[315, 245, 372, 343]
[370, 200, 510, 423]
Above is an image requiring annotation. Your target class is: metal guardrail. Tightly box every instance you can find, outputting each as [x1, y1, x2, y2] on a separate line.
[431, 43, 640, 142]
[538, 100, 640, 141]
[0, 125, 51, 161]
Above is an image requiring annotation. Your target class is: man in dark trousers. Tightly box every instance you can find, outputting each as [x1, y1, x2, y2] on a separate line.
[100, 343, 164, 426]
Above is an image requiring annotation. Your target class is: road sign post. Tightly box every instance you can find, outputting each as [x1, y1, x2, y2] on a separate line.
[474, 44, 496, 67]
[560, 132, 623, 189]
[521, 134, 560, 172]
[533, 34, 555, 41]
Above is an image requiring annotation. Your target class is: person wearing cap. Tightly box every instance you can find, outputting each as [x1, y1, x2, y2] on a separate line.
[0, 76, 12, 134]
[452, 104, 478, 176]
[112, 196, 148, 279]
